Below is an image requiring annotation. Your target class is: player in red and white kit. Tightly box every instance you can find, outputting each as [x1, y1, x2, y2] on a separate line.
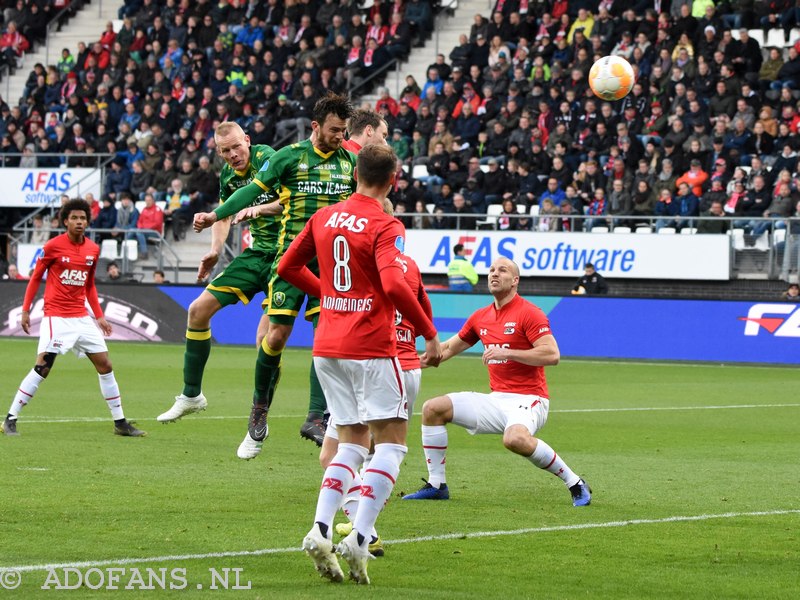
[1, 199, 145, 438]
[320, 198, 432, 557]
[403, 256, 591, 507]
[278, 144, 441, 585]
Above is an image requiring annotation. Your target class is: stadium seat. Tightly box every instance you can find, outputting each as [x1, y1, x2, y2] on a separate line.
[730, 228, 746, 251]
[635, 226, 653, 234]
[114, 200, 122, 210]
[121, 239, 138, 262]
[412, 164, 429, 179]
[740, 166, 751, 176]
[529, 205, 540, 216]
[658, 227, 677, 234]
[767, 29, 787, 49]
[479, 204, 503, 229]
[516, 204, 527, 214]
[613, 226, 632, 233]
[100, 239, 120, 260]
[753, 232, 770, 252]
[747, 29, 764, 46]
[591, 226, 609, 233]
[425, 203, 435, 214]
[681, 227, 697, 235]
[480, 165, 490, 173]
[774, 229, 787, 246]
[134, 200, 146, 213]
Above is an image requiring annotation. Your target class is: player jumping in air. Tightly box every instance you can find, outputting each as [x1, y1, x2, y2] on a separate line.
[156, 122, 285, 459]
[192, 94, 361, 452]
[2, 199, 145, 438]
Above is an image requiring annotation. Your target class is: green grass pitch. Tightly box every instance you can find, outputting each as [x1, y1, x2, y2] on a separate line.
[0, 338, 797, 598]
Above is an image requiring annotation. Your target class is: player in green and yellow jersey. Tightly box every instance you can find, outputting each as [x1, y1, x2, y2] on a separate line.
[157, 123, 282, 460]
[192, 93, 357, 455]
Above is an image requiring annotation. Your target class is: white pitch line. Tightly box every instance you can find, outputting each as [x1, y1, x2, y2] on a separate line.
[3, 509, 798, 574]
[18, 402, 800, 424]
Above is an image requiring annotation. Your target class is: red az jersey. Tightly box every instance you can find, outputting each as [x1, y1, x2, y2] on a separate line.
[459, 294, 552, 397]
[395, 255, 431, 370]
[23, 233, 103, 318]
[284, 193, 425, 359]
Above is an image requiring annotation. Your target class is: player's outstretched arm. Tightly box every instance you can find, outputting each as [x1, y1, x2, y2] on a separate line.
[213, 181, 274, 221]
[193, 211, 218, 232]
[422, 334, 471, 368]
[231, 200, 282, 225]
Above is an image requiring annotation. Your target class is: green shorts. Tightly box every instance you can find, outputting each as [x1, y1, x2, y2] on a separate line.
[267, 274, 320, 324]
[206, 247, 276, 310]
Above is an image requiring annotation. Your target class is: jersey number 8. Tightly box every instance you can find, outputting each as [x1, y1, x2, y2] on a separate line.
[332, 235, 352, 292]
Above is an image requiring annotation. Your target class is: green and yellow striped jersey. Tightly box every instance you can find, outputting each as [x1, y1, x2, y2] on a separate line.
[218, 144, 279, 251]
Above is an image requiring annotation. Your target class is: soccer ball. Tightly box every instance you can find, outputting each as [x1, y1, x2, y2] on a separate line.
[588, 56, 634, 101]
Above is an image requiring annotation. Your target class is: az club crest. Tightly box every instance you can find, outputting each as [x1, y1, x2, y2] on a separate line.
[272, 291, 286, 307]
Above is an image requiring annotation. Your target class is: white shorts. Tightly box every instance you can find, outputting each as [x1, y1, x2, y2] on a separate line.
[37, 316, 108, 357]
[314, 356, 406, 431]
[325, 367, 421, 441]
[449, 391, 549, 436]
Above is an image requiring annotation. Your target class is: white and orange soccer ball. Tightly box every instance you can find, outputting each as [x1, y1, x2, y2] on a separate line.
[588, 55, 634, 101]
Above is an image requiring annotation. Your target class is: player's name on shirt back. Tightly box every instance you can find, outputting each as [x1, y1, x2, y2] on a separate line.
[321, 295, 373, 312]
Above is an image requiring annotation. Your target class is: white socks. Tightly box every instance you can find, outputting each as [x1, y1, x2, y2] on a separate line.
[314, 443, 369, 537]
[98, 372, 125, 421]
[528, 439, 580, 488]
[420, 425, 448, 488]
[8, 369, 44, 419]
[353, 443, 407, 541]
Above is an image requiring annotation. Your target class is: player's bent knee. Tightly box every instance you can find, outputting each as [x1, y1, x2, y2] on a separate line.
[266, 327, 290, 352]
[502, 428, 534, 455]
[34, 352, 57, 377]
[422, 396, 453, 424]
[188, 294, 219, 327]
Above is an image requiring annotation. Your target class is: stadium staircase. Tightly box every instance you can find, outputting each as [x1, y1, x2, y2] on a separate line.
[4, 1, 124, 106]
[362, 0, 488, 103]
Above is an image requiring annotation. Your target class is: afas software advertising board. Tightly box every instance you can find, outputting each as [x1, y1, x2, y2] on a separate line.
[403, 231, 731, 280]
[0, 169, 102, 207]
[1, 283, 796, 365]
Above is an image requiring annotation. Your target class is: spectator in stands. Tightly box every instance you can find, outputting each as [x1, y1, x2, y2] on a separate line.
[135, 192, 164, 259]
[449, 192, 477, 230]
[0, 21, 29, 73]
[572, 263, 609, 295]
[557, 200, 583, 232]
[752, 181, 796, 235]
[782, 283, 800, 302]
[92, 196, 117, 241]
[163, 177, 192, 241]
[104, 156, 132, 202]
[697, 199, 730, 234]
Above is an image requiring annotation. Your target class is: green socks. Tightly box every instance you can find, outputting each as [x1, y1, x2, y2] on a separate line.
[183, 328, 211, 397]
[254, 339, 282, 408]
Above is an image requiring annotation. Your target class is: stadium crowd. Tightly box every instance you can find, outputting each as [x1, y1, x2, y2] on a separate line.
[1, 0, 800, 277]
